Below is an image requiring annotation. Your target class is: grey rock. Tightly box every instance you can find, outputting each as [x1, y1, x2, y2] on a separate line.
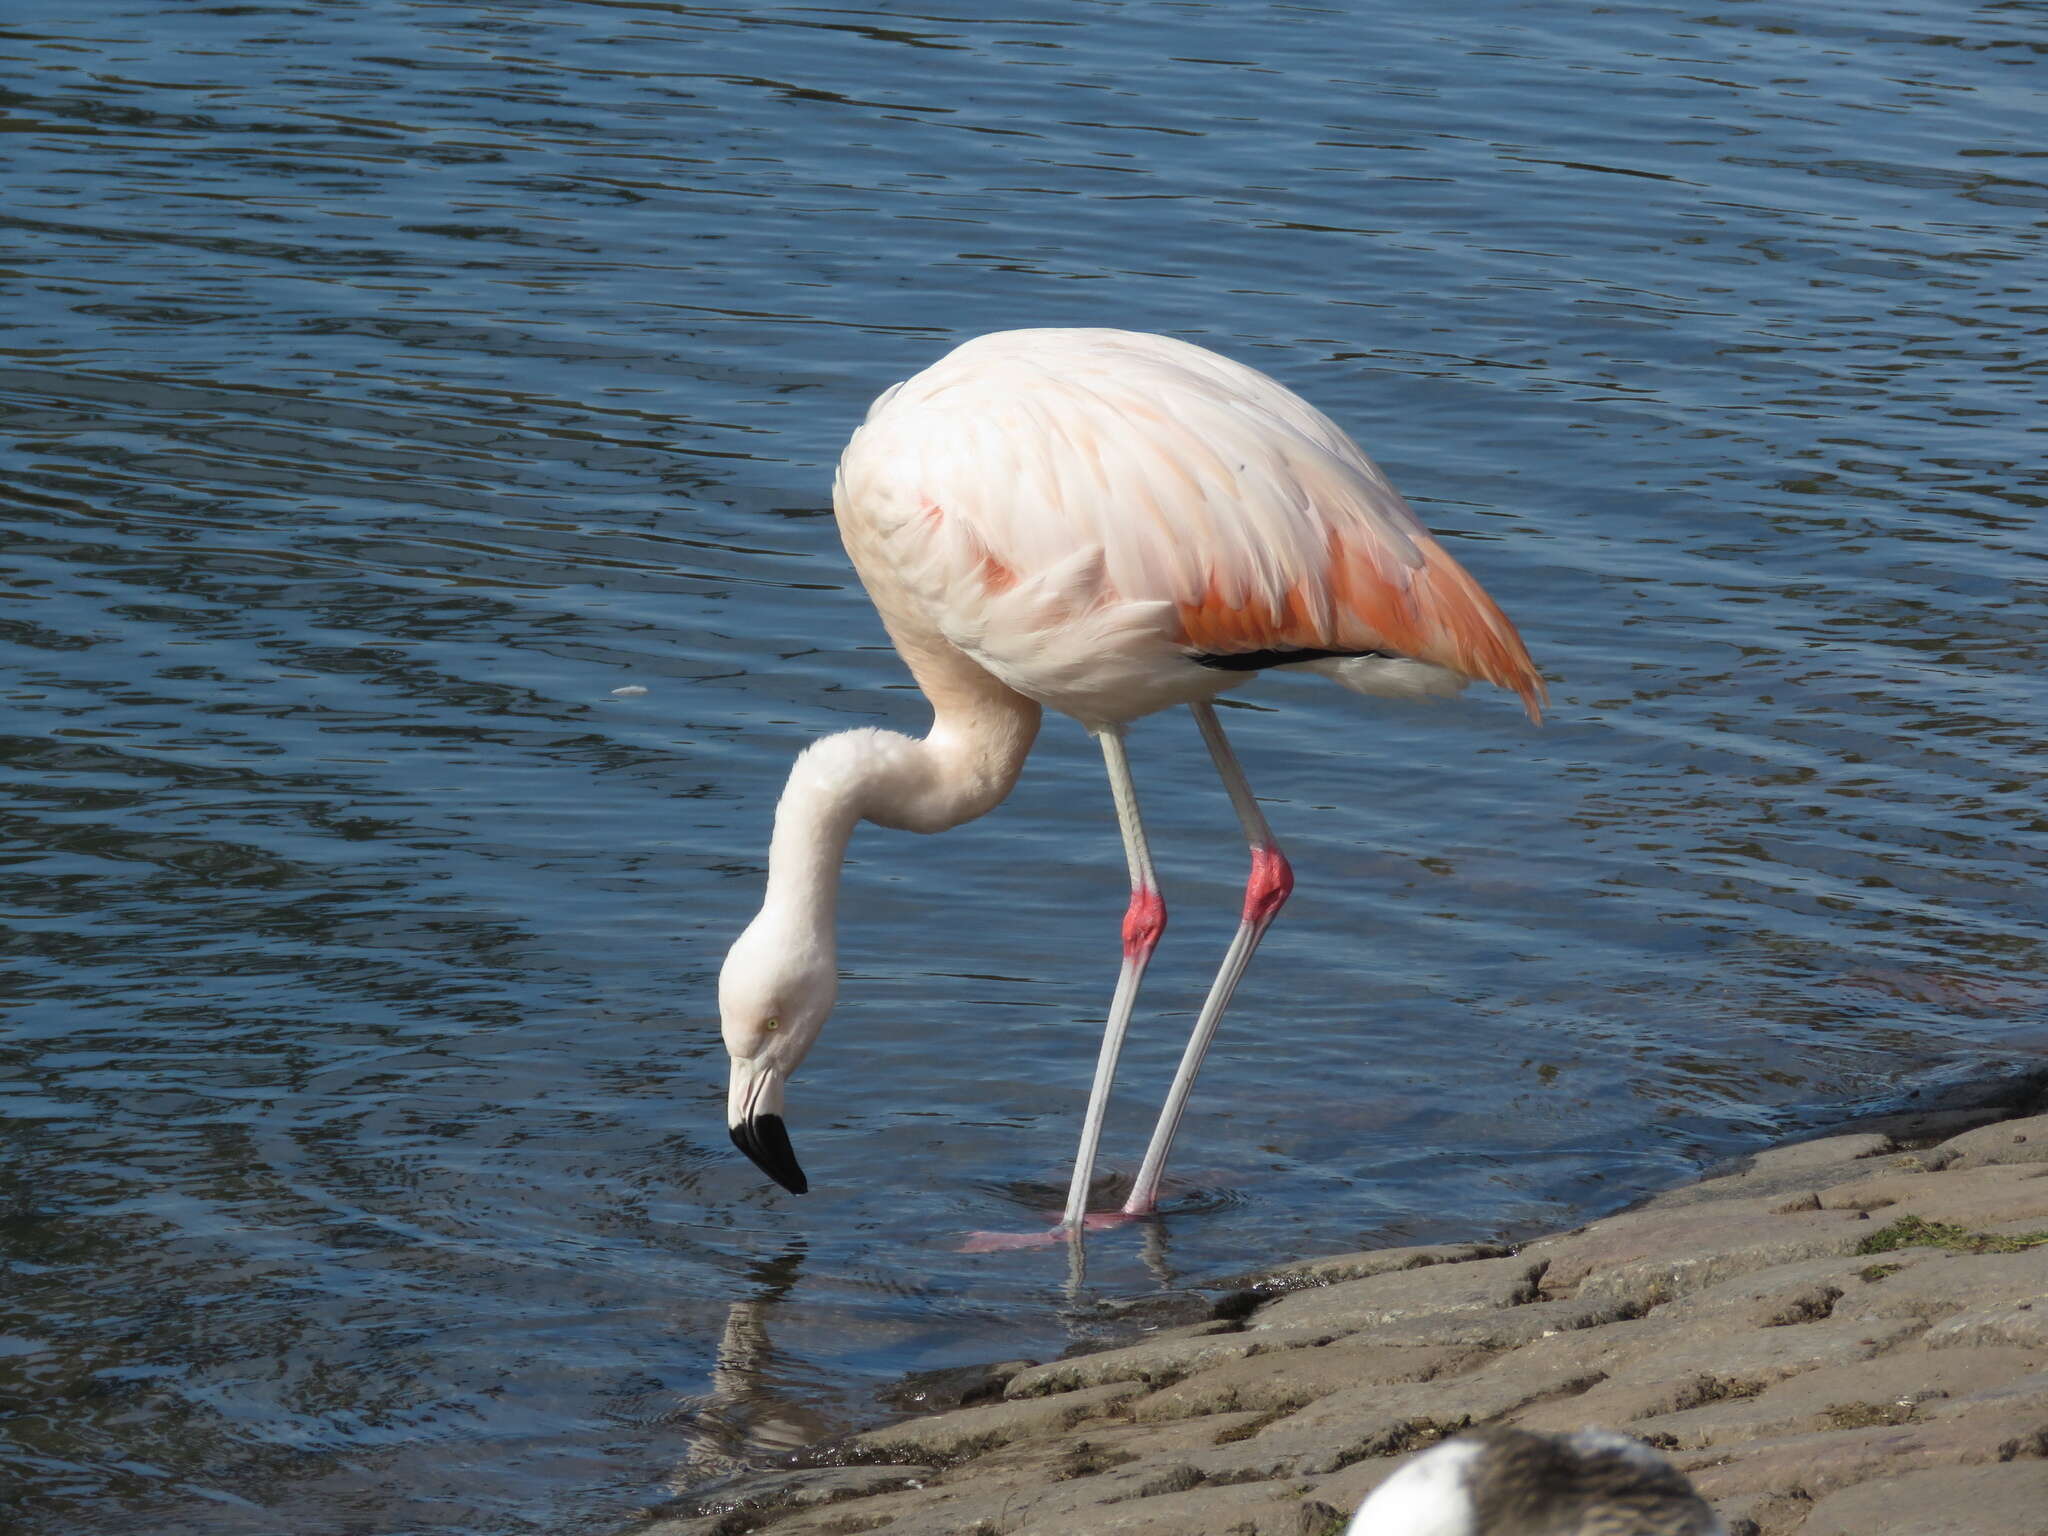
[1743, 1133, 1895, 1174]
[1621, 1347, 2045, 1450]
[629, 1519, 730, 1536]
[1652, 1251, 1935, 1326]
[849, 1380, 1142, 1461]
[1003, 1327, 1326, 1399]
[1820, 1163, 2048, 1231]
[1526, 1192, 1871, 1303]
[1922, 1302, 2048, 1351]
[1236, 1348, 1605, 1476]
[1249, 1254, 1542, 1333]
[882, 1359, 1036, 1413]
[677, 1099, 2048, 1536]
[653, 1464, 935, 1529]
[1091, 1289, 1220, 1329]
[1316, 1295, 1635, 1352]
[1701, 1490, 1804, 1536]
[1838, 1106, 2017, 1146]
[1510, 1315, 1922, 1433]
[1915, 1367, 2048, 1427]
[943, 1407, 1275, 1484]
[1130, 1339, 1480, 1423]
[1831, 1251, 2048, 1326]
[1013, 1480, 1333, 1536]
[760, 1483, 1012, 1535]
[1797, 1453, 2048, 1535]
[1681, 1403, 2034, 1503]
[1930, 1112, 2048, 1172]
[1306, 1453, 1404, 1520]
[1627, 1144, 1905, 1217]
[1224, 1241, 1510, 1291]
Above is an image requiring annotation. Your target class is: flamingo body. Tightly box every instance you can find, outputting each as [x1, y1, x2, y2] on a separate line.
[834, 329, 1544, 727]
[720, 329, 1542, 1218]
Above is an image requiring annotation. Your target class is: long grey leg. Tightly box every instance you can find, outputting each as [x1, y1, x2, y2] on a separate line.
[1061, 725, 1166, 1233]
[1122, 701, 1292, 1215]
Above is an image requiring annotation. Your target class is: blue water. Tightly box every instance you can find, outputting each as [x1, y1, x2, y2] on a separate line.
[3, 2, 2043, 1530]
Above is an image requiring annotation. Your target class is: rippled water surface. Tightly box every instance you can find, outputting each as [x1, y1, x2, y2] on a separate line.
[4, 1, 2045, 1530]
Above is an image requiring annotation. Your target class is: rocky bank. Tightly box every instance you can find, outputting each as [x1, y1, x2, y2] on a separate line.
[641, 1082, 2048, 1536]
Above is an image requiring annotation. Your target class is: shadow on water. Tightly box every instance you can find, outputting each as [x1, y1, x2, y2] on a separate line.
[2, 0, 2045, 1531]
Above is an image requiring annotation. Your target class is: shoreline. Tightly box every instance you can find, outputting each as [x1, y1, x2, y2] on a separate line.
[643, 1070, 2048, 1535]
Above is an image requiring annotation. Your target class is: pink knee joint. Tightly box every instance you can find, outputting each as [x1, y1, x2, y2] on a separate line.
[1244, 845, 1293, 925]
[1122, 886, 1167, 960]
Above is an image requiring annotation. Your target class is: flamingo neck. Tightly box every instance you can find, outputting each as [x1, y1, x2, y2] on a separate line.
[759, 673, 1041, 937]
[761, 764, 863, 937]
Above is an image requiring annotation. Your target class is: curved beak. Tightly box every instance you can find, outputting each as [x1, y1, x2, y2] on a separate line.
[727, 1055, 808, 1195]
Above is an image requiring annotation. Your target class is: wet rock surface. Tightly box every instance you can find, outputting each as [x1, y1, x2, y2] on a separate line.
[634, 1089, 2048, 1536]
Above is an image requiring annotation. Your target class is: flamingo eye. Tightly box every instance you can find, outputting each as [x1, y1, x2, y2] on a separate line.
[764, 1018, 780, 1031]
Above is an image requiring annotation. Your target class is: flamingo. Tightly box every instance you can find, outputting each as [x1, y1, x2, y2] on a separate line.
[720, 328, 1543, 1235]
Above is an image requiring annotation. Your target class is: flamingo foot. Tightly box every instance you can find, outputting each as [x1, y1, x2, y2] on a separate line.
[958, 1211, 1138, 1252]
[958, 1227, 1064, 1252]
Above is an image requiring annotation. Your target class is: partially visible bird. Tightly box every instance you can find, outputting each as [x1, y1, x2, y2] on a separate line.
[719, 328, 1544, 1230]
[1346, 1428, 1726, 1536]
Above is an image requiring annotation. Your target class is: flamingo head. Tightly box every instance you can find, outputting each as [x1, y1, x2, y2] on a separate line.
[718, 911, 836, 1195]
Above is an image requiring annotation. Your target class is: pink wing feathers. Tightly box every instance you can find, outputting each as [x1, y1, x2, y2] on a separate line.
[837, 329, 1546, 722]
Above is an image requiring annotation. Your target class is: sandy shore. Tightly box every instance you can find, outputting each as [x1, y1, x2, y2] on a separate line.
[641, 1078, 2048, 1536]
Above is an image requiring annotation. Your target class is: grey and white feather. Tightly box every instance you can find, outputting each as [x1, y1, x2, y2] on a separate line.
[1346, 1428, 1726, 1536]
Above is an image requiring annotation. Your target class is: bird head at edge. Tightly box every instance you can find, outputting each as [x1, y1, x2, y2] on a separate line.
[1342, 1428, 1726, 1536]
[719, 911, 837, 1195]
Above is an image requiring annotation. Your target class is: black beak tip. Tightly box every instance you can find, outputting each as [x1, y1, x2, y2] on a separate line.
[731, 1114, 808, 1195]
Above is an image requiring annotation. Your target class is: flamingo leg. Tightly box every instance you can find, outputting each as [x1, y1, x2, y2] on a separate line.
[1122, 701, 1292, 1216]
[1060, 724, 1166, 1233]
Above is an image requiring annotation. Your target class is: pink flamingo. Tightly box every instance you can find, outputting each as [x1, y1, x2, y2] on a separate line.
[720, 329, 1544, 1236]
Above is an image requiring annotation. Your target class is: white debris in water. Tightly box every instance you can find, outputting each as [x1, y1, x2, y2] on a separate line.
[610, 685, 649, 697]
